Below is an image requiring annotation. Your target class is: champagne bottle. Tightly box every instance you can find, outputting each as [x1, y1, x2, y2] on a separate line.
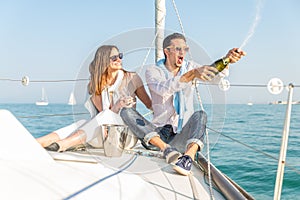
[212, 57, 230, 74]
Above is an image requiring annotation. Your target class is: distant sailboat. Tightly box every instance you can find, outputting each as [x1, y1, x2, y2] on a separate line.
[247, 96, 253, 106]
[36, 88, 48, 106]
[68, 92, 76, 105]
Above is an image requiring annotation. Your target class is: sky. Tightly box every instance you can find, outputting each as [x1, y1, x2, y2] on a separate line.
[0, 0, 299, 104]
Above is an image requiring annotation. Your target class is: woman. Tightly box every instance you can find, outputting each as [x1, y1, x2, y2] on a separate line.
[37, 45, 152, 152]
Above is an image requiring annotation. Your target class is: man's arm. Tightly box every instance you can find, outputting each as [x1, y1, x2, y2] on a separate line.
[146, 66, 191, 97]
[180, 48, 246, 83]
[180, 66, 218, 82]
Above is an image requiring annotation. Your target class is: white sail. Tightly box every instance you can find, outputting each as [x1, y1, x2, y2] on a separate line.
[35, 88, 48, 106]
[68, 92, 76, 105]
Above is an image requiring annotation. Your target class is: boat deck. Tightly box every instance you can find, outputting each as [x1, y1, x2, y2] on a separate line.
[47, 147, 226, 199]
[0, 109, 252, 200]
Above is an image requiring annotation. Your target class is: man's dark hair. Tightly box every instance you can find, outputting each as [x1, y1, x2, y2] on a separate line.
[163, 33, 186, 49]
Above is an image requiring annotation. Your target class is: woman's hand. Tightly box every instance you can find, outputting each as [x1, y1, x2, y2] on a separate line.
[111, 96, 136, 113]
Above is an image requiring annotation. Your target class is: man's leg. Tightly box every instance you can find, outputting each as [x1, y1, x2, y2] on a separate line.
[171, 110, 207, 175]
[120, 108, 161, 148]
[169, 110, 206, 157]
[120, 108, 181, 163]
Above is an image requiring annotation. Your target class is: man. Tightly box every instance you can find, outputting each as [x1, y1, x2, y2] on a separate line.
[121, 33, 246, 175]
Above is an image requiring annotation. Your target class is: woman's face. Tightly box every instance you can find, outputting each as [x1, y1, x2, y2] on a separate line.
[108, 48, 123, 71]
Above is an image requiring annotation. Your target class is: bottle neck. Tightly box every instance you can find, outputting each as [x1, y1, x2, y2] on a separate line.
[222, 57, 230, 66]
[212, 57, 230, 73]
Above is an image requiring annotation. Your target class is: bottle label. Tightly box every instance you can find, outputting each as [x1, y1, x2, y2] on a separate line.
[222, 57, 230, 65]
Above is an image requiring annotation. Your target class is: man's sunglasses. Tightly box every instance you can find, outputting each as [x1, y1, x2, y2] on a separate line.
[110, 53, 123, 62]
[166, 46, 189, 53]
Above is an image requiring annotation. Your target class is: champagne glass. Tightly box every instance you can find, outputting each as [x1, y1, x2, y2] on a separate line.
[119, 87, 135, 108]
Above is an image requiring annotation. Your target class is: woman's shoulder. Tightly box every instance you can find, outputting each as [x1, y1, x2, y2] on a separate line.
[124, 71, 138, 77]
[124, 71, 141, 80]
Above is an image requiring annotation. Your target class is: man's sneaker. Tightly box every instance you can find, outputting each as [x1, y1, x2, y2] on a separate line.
[163, 146, 182, 164]
[173, 155, 193, 176]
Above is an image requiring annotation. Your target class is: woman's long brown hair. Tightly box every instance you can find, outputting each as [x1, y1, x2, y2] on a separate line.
[88, 45, 119, 95]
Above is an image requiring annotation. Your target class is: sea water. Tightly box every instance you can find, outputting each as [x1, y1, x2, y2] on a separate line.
[0, 103, 299, 200]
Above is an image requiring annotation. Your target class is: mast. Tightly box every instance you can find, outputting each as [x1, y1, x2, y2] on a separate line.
[155, 0, 166, 62]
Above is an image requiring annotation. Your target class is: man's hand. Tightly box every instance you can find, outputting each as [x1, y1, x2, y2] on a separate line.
[226, 48, 247, 63]
[194, 66, 218, 81]
[180, 66, 218, 82]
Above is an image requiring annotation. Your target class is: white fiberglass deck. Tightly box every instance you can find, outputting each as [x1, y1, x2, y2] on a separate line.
[0, 109, 233, 199]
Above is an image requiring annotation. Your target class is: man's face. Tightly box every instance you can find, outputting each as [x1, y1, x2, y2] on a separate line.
[165, 38, 189, 68]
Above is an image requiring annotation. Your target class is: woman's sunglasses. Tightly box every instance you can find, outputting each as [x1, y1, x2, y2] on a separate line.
[110, 53, 123, 62]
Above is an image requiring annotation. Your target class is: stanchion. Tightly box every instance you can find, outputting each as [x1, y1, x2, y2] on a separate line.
[273, 83, 294, 200]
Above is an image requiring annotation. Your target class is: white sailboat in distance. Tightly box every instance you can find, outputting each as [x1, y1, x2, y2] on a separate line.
[68, 91, 76, 105]
[35, 87, 49, 106]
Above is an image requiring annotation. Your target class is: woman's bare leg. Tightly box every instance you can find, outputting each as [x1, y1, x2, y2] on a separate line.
[36, 132, 60, 147]
[55, 130, 87, 152]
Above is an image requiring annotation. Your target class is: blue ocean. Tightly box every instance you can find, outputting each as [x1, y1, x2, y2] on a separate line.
[0, 103, 299, 200]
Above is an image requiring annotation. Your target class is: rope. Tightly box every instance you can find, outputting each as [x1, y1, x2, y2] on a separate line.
[170, 0, 214, 198]
[63, 154, 138, 200]
[195, 81, 215, 200]
[171, 0, 185, 36]
[170, 0, 215, 198]
[170, 0, 193, 61]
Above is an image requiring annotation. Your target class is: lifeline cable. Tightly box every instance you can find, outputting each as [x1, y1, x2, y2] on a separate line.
[2, 76, 300, 88]
[0, 77, 89, 83]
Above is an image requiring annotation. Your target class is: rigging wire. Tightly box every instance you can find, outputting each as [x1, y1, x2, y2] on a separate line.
[171, 0, 185, 36]
[170, 0, 214, 199]
[171, 2, 215, 199]
[141, 15, 165, 68]
[0, 78, 89, 83]
[16, 112, 89, 119]
[1, 77, 300, 88]
[195, 81, 215, 200]
[2, 0, 299, 194]
[196, 82, 300, 88]
[207, 126, 300, 176]
[28, 78, 89, 83]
